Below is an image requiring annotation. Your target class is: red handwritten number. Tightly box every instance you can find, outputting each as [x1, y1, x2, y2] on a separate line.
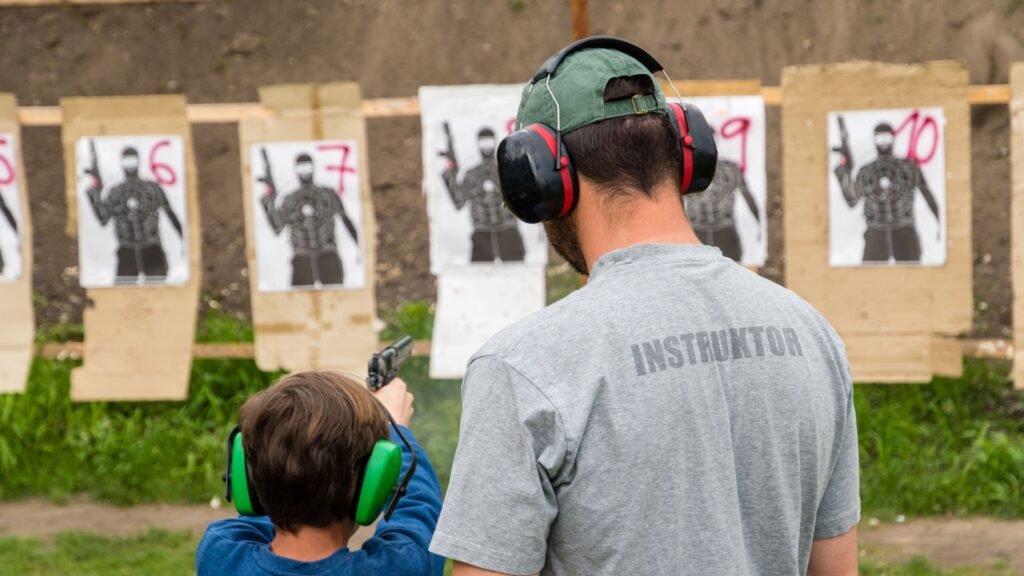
[893, 110, 939, 165]
[148, 140, 177, 185]
[719, 117, 752, 173]
[0, 137, 14, 185]
[316, 143, 358, 195]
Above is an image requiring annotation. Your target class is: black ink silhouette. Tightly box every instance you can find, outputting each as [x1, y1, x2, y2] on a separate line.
[832, 120, 940, 263]
[441, 124, 525, 263]
[85, 143, 184, 284]
[0, 188, 17, 275]
[684, 159, 760, 261]
[260, 151, 360, 287]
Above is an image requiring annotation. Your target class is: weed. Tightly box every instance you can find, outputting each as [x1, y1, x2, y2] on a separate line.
[2, 314, 1022, 522]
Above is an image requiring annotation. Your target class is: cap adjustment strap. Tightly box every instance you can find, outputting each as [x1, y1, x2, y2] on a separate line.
[601, 94, 659, 120]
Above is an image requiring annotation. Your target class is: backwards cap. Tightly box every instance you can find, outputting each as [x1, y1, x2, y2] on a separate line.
[515, 39, 669, 135]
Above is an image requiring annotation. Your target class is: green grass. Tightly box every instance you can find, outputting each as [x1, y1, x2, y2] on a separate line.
[856, 360, 1024, 519]
[1, 307, 1022, 518]
[0, 530, 195, 576]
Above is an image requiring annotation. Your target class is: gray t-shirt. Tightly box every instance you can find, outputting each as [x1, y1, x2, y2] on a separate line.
[430, 244, 859, 576]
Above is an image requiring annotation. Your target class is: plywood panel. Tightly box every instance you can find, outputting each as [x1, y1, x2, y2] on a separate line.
[61, 96, 201, 401]
[1011, 63, 1024, 390]
[239, 84, 378, 373]
[782, 62, 972, 381]
[0, 94, 33, 394]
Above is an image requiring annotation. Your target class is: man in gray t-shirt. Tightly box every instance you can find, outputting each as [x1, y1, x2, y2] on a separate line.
[430, 38, 859, 576]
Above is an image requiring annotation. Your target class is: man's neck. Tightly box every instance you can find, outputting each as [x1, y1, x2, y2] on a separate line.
[578, 182, 701, 269]
[270, 521, 352, 563]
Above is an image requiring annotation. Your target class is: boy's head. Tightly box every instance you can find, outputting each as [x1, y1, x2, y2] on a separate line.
[239, 371, 389, 533]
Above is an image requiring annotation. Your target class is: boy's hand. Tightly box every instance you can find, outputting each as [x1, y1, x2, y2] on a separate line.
[373, 378, 415, 428]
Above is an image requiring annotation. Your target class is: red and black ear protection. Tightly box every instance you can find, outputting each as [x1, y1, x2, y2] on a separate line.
[496, 36, 718, 224]
[665, 101, 718, 194]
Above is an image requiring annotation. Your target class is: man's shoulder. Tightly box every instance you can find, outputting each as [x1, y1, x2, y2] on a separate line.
[469, 287, 590, 368]
[736, 268, 836, 325]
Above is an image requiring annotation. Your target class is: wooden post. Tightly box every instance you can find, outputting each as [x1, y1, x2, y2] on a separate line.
[571, 0, 589, 40]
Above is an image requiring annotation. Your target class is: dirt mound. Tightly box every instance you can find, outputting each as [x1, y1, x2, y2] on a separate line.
[2, 0, 1023, 336]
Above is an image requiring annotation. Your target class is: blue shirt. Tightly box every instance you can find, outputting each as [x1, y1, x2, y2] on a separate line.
[197, 425, 445, 576]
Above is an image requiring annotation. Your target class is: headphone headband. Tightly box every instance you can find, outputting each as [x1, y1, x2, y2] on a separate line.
[530, 35, 664, 83]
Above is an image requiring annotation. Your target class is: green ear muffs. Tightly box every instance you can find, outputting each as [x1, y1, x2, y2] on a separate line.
[353, 440, 404, 525]
[224, 427, 265, 516]
[223, 418, 414, 526]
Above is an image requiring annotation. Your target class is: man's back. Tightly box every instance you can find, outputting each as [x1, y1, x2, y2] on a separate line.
[433, 244, 859, 575]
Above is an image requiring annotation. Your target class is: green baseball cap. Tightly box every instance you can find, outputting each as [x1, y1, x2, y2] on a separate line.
[515, 45, 668, 134]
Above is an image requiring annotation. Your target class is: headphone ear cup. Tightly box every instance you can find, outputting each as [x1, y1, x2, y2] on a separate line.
[497, 124, 578, 223]
[681, 104, 718, 193]
[353, 440, 404, 526]
[665, 102, 719, 194]
[227, 430, 266, 516]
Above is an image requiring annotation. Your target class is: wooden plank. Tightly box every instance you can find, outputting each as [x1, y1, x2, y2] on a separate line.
[34, 338, 1003, 362]
[667, 79, 761, 97]
[782, 61, 973, 381]
[0, 94, 35, 394]
[240, 83, 379, 373]
[13, 85, 1014, 127]
[39, 339, 433, 360]
[61, 95, 202, 401]
[1011, 63, 1024, 389]
[969, 84, 1011, 105]
[0, 0, 216, 5]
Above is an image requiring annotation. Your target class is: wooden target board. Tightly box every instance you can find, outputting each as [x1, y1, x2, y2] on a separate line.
[0, 94, 34, 394]
[239, 83, 379, 373]
[61, 95, 202, 400]
[782, 62, 972, 382]
[1011, 63, 1024, 390]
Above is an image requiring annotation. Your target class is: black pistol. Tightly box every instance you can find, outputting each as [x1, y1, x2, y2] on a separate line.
[367, 336, 414, 391]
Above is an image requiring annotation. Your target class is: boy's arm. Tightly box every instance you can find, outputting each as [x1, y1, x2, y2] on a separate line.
[357, 378, 444, 575]
[358, 425, 445, 575]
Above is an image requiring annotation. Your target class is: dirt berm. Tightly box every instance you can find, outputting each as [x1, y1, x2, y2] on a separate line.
[1, 0, 1021, 337]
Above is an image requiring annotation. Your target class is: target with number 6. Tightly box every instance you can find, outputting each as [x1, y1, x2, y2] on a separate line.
[74, 135, 190, 288]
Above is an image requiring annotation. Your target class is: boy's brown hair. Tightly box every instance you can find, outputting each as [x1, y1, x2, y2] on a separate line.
[239, 371, 389, 533]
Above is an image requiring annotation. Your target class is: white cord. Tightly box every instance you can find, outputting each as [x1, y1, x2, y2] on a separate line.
[661, 70, 683, 103]
[545, 75, 562, 131]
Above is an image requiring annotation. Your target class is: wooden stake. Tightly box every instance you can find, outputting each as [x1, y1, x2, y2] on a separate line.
[571, 0, 589, 40]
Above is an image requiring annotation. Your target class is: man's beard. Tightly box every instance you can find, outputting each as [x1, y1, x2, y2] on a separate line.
[544, 215, 588, 276]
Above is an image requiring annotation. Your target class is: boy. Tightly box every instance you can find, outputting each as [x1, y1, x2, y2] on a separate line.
[197, 371, 445, 575]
